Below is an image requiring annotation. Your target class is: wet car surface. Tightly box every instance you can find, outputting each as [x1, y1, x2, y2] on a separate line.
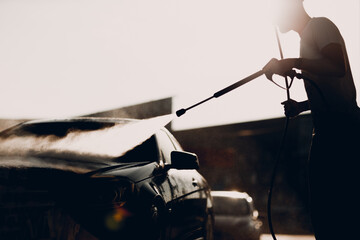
[211, 191, 262, 240]
[0, 118, 214, 240]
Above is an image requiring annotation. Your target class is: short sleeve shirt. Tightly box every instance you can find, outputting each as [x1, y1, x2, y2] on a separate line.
[300, 17, 359, 128]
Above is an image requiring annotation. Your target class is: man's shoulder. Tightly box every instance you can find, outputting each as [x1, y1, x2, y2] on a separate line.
[310, 17, 337, 28]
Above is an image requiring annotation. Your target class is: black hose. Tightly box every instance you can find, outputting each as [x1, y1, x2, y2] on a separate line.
[267, 27, 291, 240]
[267, 116, 289, 240]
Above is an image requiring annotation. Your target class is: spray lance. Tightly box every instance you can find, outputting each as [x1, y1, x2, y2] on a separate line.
[176, 70, 265, 117]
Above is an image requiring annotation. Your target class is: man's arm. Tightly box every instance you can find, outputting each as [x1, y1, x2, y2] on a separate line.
[296, 43, 346, 77]
[263, 43, 346, 79]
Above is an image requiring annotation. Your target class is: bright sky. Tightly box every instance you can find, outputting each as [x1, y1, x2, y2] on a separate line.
[0, 0, 359, 130]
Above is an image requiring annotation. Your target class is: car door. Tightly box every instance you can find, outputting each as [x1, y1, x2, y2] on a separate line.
[156, 129, 208, 239]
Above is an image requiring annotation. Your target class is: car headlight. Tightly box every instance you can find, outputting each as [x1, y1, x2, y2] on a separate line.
[100, 180, 136, 231]
[253, 210, 259, 219]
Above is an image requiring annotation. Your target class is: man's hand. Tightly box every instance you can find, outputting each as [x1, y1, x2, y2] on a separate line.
[263, 58, 297, 81]
[281, 99, 304, 118]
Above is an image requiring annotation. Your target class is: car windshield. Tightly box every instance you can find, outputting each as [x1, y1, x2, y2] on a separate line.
[213, 197, 250, 216]
[0, 119, 159, 163]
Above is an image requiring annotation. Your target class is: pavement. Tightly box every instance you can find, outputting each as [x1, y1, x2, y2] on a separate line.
[261, 234, 315, 240]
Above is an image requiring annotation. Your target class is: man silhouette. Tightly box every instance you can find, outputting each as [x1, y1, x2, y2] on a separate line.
[263, 0, 360, 239]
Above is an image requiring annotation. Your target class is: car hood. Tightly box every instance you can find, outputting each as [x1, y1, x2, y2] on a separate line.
[214, 215, 253, 228]
[91, 161, 158, 183]
[0, 154, 108, 173]
[0, 154, 155, 181]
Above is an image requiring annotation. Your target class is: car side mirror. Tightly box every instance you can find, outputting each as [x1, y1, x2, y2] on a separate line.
[170, 151, 199, 170]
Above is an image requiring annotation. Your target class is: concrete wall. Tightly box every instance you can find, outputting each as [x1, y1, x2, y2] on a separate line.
[0, 119, 27, 132]
[0, 98, 172, 133]
[84, 98, 172, 119]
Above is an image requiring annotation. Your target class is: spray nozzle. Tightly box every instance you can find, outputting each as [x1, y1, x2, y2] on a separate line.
[176, 109, 186, 117]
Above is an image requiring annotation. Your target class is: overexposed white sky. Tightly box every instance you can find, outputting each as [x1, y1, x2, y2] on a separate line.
[0, 0, 359, 130]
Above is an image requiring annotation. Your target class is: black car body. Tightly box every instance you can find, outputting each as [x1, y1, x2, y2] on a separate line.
[211, 191, 262, 240]
[0, 118, 213, 240]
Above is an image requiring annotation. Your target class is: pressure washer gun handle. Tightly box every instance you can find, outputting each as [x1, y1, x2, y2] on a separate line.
[286, 70, 297, 80]
[265, 69, 297, 82]
[213, 70, 264, 98]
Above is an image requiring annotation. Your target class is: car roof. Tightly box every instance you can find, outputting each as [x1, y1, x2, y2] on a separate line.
[211, 191, 252, 200]
[22, 117, 139, 125]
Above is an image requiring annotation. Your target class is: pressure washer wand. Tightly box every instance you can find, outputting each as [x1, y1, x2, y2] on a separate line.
[176, 69, 264, 117]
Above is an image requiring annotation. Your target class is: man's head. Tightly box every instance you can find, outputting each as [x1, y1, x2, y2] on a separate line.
[273, 0, 306, 33]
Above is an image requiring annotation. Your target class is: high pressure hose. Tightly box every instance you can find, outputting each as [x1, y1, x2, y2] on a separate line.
[267, 114, 289, 240]
[266, 27, 291, 240]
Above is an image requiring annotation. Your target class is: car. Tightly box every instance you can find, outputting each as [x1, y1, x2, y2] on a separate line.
[211, 191, 262, 240]
[0, 117, 214, 240]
